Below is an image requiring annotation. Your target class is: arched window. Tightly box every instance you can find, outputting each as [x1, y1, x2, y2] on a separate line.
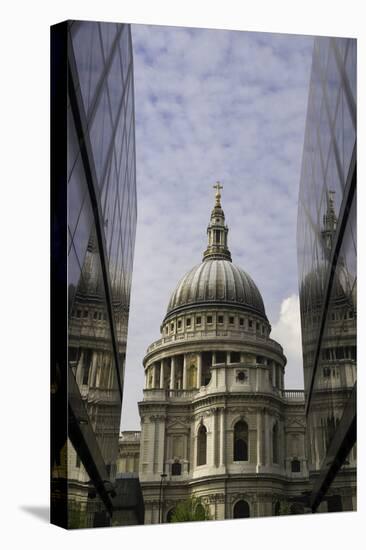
[233, 500, 250, 518]
[197, 425, 207, 466]
[234, 421, 248, 461]
[171, 461, 182, 476]
[166, 508, 175, 523]
[272, 422, 279, 464]
[291, 459, 301, 473]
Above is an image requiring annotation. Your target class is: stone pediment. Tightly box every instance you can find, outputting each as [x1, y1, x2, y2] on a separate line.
[166, 417, 192, 431]
[285, 417, 306, 429]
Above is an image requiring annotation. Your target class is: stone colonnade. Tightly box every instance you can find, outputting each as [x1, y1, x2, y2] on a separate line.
[145, 351, 284, 391]
[145, 353, 204, 390]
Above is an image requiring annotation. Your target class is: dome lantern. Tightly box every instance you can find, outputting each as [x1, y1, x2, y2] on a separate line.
[164, 183, 267, 322]
[202, 182, 232, 262]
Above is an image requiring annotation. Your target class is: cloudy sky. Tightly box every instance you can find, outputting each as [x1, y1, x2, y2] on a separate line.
[120, 24, 314, 430]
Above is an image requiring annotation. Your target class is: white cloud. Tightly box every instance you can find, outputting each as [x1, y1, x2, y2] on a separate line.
[271, 294, 304, 389]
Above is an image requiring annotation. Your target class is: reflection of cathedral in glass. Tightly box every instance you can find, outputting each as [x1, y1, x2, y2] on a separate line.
[51, 20, 139, 528]
[297, 36, 356, 511]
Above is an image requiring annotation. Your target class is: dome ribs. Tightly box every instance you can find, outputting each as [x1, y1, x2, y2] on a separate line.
[165, 260, 267, 320]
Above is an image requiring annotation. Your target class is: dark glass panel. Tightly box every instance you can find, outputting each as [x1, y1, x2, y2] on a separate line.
[71, 22, 104, 116]
[325, 145, 343, 214]
[345, 39, 357, 105]
[107, 43, 124, 127]
[120, 24, 131, 78]
[89, 84, 113, 187]
[100, 21, 118, 63]
[341, 86, 356, 175]
[325, 45, 340, 125]
[70, 192, 94, 271]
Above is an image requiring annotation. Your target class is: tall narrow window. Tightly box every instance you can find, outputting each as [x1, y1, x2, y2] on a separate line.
[215, 230, 220, 243]
[234, 421, 248, 461]
[171, 461, 182, 476]
[197, 425, 207, 466]
[82, 348, 92, 385]
[272, 422, 279, 464]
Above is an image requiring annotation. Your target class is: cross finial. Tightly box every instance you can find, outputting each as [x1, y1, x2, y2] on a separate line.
[213, 181, 223, 205]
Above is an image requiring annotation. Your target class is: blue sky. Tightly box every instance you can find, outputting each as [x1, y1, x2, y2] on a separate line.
[121, 24, 314, 430]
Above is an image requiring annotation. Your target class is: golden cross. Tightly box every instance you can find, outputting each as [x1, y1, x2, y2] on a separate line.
[213, 181, 223, 194]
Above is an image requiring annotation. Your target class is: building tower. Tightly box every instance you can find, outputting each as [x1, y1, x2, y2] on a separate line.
[297, 36, 357, 512]
[51, 20, 139, 528]
[137, 185, 309, 523]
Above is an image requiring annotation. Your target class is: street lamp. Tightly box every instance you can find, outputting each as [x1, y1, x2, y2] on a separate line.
[158, 473, 167, 523]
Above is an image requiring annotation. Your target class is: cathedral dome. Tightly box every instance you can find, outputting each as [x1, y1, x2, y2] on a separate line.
[164, 183, 267, 321]
[166, 260, 266, 318]
[300, 261, 349, 308]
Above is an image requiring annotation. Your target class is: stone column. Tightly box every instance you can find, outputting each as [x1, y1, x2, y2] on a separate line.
[279, 421, 284, 469]
[76, 350, 84, 386]
[144, 369, 148, 389]
[89, 351, 98, 387]
[255, 367, 260, 392]
[219, 408, 225, 466]
[197, 352, 202, 388]
[147, 418, 156, 474]
[226, 351, 231, 364]
[212, 352, 216, 365]
[160, 361, 165, 389]
[264, 410, 270, 465]
[183, 354, 187, 390]
[257, 409, 263, 469]
[212, 408, 217, 467]
[156, 416, 166, 474]
[170, 356, 176, 390]
[152, 363, 156, 389]
[272, 363, 276, 387]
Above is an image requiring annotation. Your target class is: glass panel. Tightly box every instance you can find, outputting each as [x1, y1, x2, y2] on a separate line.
[345, 39, 357, 105]
[100, 21, 118, 62]
[68, 153, 90, 246]
[89, 84, 113, 187]
[342, 87, 356, 177]
[107, 43, 124, 127]
[62, 21, 137, 529]
[68, 226, 121, 469]
[325, 144, 343, 215]
[71, 22, 104, 116]
[325, 45, 340, 125]
[70, 191, 94, 270]
[120, 24, 131, 78]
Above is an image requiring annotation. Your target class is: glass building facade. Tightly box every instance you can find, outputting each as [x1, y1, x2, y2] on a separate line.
[297, 37, 356, 512]
[51, 20, 138, 528]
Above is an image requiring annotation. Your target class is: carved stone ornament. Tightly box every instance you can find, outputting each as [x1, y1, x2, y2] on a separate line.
[148, 414, 166, 422]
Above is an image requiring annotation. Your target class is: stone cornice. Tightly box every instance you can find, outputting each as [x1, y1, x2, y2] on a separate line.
[143, 337, 285, 367]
